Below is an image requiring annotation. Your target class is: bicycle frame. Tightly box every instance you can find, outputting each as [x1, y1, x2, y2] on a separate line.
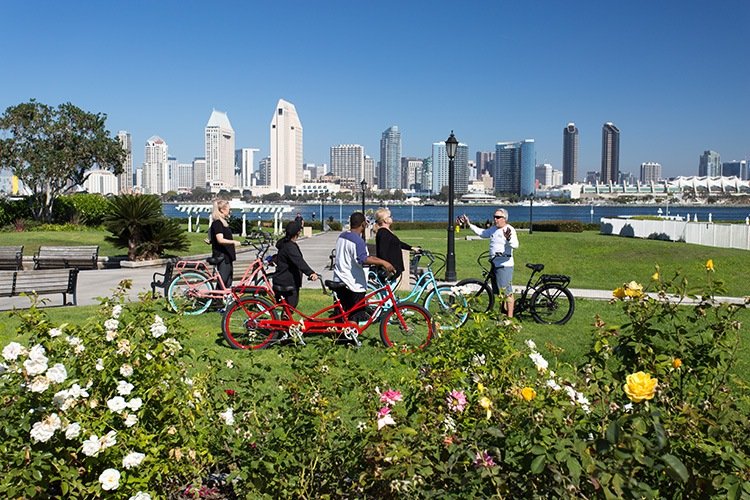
[369, 251, 444, 306]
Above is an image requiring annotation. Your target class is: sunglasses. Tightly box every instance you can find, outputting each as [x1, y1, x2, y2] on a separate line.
[494, 215, 505, 219]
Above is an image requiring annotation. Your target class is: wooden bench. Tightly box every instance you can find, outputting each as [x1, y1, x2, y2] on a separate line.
[326, 248, 336, 270]
[0, 268, 79, 305]
[151, 260, 177, 298]
[0, 246, 24, 270]
[33, 246, 99, 270]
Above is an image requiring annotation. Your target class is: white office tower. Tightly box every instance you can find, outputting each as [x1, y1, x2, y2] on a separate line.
[205, 110, 236, 192]
[258, 156, 271, 186]
[330, 144, 364, 181]
[83, 170, 118, 195]
[269, 99, 303, 193]
[236, 148, 260, 189]
[177, 163, 193, 191]
[193, 157, 206, 190]
[116, 131, 133, 193]
[364, 156, 375, 186]
[640, 162, 662, 183]
[166, 156, 179, 193]
[143, 136, 168, 195]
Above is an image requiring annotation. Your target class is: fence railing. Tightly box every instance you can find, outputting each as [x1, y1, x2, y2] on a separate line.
[600, 218, 750, 251]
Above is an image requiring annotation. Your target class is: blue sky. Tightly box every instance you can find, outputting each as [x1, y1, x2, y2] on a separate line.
[2, 0, 748, 179]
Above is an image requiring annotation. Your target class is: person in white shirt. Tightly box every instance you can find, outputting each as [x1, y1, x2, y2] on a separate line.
[462, 208, 520, 317]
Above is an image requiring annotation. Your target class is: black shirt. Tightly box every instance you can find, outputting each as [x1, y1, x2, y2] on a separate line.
[375, 228, 412, 276]
[210, 220, 236, 263]
[274, 239, 315, 289]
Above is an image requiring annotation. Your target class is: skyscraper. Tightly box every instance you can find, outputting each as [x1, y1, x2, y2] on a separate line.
[379, 126, 402, 190]
[269, 99, 303, 193]
[640, 162, 662, 183]
[401, 157, 423, 190]
[143, 136, 168, 195]
[364, 156, 375, 186]
[192, 157, 206, 190]
[258, 156, 272, 186]
[699, 150, 721, 176]
[235, 148, 259, 189]
[205, 110, 236, 191]
[476, 151, 495, 178]
[116, 131, 133, 193]
[431, 142, 469, 196]
[494, 140, 536, 196]
[330, 144, 364, 181]
[600, 122, 620, 183]
[722, 160, 748, 180]
[562, 123, 579, 184]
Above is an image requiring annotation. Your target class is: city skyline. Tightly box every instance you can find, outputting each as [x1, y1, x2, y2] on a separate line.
[1, 1, 748, 179]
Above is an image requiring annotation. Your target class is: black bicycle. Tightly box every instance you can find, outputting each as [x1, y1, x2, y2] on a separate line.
[455, 251, 575, 325]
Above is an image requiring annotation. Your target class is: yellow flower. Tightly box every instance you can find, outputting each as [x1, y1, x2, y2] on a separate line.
[623, 372, 658, 403]
[613, 287, 626, 299]
[520, 387, 536, 401]
[477, 382, 485, 394]
[479, 396, 492, 419]
[705, 259, 714, 272]
[672, 358, 682, 369]
[651, 272, 660, 281]
[624, 281, 644, 298]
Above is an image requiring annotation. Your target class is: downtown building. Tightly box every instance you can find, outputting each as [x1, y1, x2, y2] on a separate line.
[495, 140, 536, 196]
[236, 148, 259, 189]
[269, 99, 303, 193]
[379, 126, 402, 190]
[143, 136, 168, 195]
[699, 150, 722, 176]
[562, 123, 579, 184]
[205, 110, 236, 192]
[431, 141, 469, 196]
[330, 144, 365, 181]
[640, 162, 662, 183]
[600, 122, 620, 183]
[722, 160, 748, 180]
[401, 157, 423, 190]
[116, 131, 133, 193]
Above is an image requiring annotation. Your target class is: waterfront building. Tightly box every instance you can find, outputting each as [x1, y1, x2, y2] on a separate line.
[143, 136, 168, 195]
[563, 123, 579, 184]
[269, 99, 303, 193]
[192, 157, 206, 190]
[205, 110, 235, 192]
[476, 151, 495, 177]
[600, 122, 620, 183]
[236, 148, 259, 189]
[83, 170, 118, 195]
[431, 142, 469, 196]
[177, 162, 193, 191]
[402, 157, 422, 190]
[420, 157, 432, 193]
[495, 140, 535, 196]
[166, 156, 179, 193]
[330, 144, 364, 181]
[722, 160, 748, 180]
[379, 126, 402, 190]
[699, 150, 721, 177]
[116, 131, 133, 193]
[364, 156, 375, 187]
[640, 162, 662, 183]
[258, 156, 271, 186]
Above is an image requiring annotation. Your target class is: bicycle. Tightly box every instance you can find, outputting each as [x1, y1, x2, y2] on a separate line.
[167, 232, 276, 315]
[221, 274, 434, 351]
[367, 250, 468, 330]
[456, 251, 575, 325]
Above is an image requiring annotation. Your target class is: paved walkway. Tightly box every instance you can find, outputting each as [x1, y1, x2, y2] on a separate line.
[1, 231, 745, 310]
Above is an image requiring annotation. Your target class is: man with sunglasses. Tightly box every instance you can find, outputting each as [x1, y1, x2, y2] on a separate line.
[461, 208, 520, 317]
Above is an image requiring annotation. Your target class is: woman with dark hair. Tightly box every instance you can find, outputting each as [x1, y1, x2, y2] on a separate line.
[272, 220, 318, 308]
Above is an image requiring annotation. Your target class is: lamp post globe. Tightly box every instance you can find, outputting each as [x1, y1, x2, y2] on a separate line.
[445, 131, 459, 282]
[360, 179, 367, 215]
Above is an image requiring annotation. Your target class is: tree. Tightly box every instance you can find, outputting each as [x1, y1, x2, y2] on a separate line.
[0, 100, 124, 222]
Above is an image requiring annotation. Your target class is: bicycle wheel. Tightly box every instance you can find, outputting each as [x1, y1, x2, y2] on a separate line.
[424, 285, 469, 330]
[222, 297, 280, 349]
[379, 302, 433, 350]
[168, 271, 213, 315]
[530, 284, 575, 325]
[455, 278, 494, 315]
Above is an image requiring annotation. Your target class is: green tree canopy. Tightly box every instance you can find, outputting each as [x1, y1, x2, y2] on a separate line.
[0, 99, 124, 222]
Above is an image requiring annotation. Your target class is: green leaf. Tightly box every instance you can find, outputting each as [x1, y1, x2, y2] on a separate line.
[566, 456, 582, 483]
[606, 418, 621, 444]
[661, 453, 689, 483]
[530, 454, 546, 474]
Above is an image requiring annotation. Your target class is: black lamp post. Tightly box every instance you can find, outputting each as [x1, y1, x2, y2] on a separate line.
[360, 179, 367, 215]
[529, 195, 534, 235]
[445, 131, 459, 282]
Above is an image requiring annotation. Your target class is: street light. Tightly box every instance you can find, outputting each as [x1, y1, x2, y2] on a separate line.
[445, 131, 459, 282]
[529, 195, 534, 235]
[360, 179, 367, 215]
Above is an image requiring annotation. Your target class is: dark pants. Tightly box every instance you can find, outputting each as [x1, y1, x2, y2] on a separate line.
[217, 259, 234, 288]
[275, 288, 300, 308]
[338, 287, 366, 321]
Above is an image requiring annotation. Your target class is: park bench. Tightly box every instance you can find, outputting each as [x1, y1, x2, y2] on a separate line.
[0, 246, 24, 270]
[0, 268, 79, 305]
[150, 259, 204, 298]
[326, 248, 336, 270]
[33, 245, 99, 270]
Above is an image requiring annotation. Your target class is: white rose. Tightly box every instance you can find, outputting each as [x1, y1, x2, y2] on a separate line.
[127, 398, 143, 411]
[105, 330, 118, 342]
[100, 430, 117, 449]
[29, 376, 50, 393]
[68, 383, 89, 399]
[95, 358, 105, 371]
[28, 344, 47, 362]
[150, 324, 167, 338]
[99, 468, 120, 491]
[29, 414, 61, 443]
[117, 380, 134, 396]
[104, 319, 119, 331]
[124, 413, 138, 427]
[65, 336, 81, 347]
[46, 363, 68, 383]
[112, 305, 122, 319]
[129, 492, 151, 500]
[119, 364, 133, 377]
[24, 358, 48, 376]
[49, 327, 63, 338]
[219, 408, 235, 425]
[2, 341, 25, 361]
[122, 451, 146, 469]
[107, 396, 127, 414]
[64, 422, 81, 439]
[0, 363, 7, 374]
[81, 435, 101, 457]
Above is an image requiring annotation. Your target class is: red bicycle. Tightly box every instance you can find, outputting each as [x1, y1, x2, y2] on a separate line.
[221, 274, 434, 350]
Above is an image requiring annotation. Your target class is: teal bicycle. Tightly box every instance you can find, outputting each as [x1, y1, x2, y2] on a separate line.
[367, 250, 468, 330]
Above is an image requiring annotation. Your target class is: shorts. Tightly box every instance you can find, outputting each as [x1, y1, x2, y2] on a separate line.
[490, 256, 513, 295]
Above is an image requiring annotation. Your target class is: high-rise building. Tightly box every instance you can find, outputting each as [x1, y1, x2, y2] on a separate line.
[330, 144, 364, 181]
[116, 131, 133, 193]
[166, 156, 178, 193]
[177, 163, 193, 191]
[269, 99, 303, 193]
[431, 142, 469, 196]
[363, 156, 375, 187]
[699, 150, 721, 176]
[536, 163, 554, 187]
[722, 160, 748, 180]
[235, 148, 259, 189]
[143, 136, 168, 195]
[640, 162, 662, 183]
[421, 157, 432, 193]
[562, 123, 579, 184]
[495, 140, 535, 196]
[401, 157, 422, 190]
[379, 126, 402, 190]
[205, 110, 235, 191]
[192, 157, 206, 190]
[476, 151, 495, 177]
[600, 122, 620, 183]
[258, 156, 272, 186]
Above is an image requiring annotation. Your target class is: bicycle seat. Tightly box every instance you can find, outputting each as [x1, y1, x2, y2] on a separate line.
[272, 284, 296, 292]
[206, 256, 225, 266]
[325, 280, 348, 291]
[526, 263, 544, 272]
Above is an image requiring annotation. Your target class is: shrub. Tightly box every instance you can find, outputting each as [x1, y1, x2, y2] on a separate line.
[531, 220, 584, 232]
[53, 194, 111, 226]
[0, 198, 32, 228]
